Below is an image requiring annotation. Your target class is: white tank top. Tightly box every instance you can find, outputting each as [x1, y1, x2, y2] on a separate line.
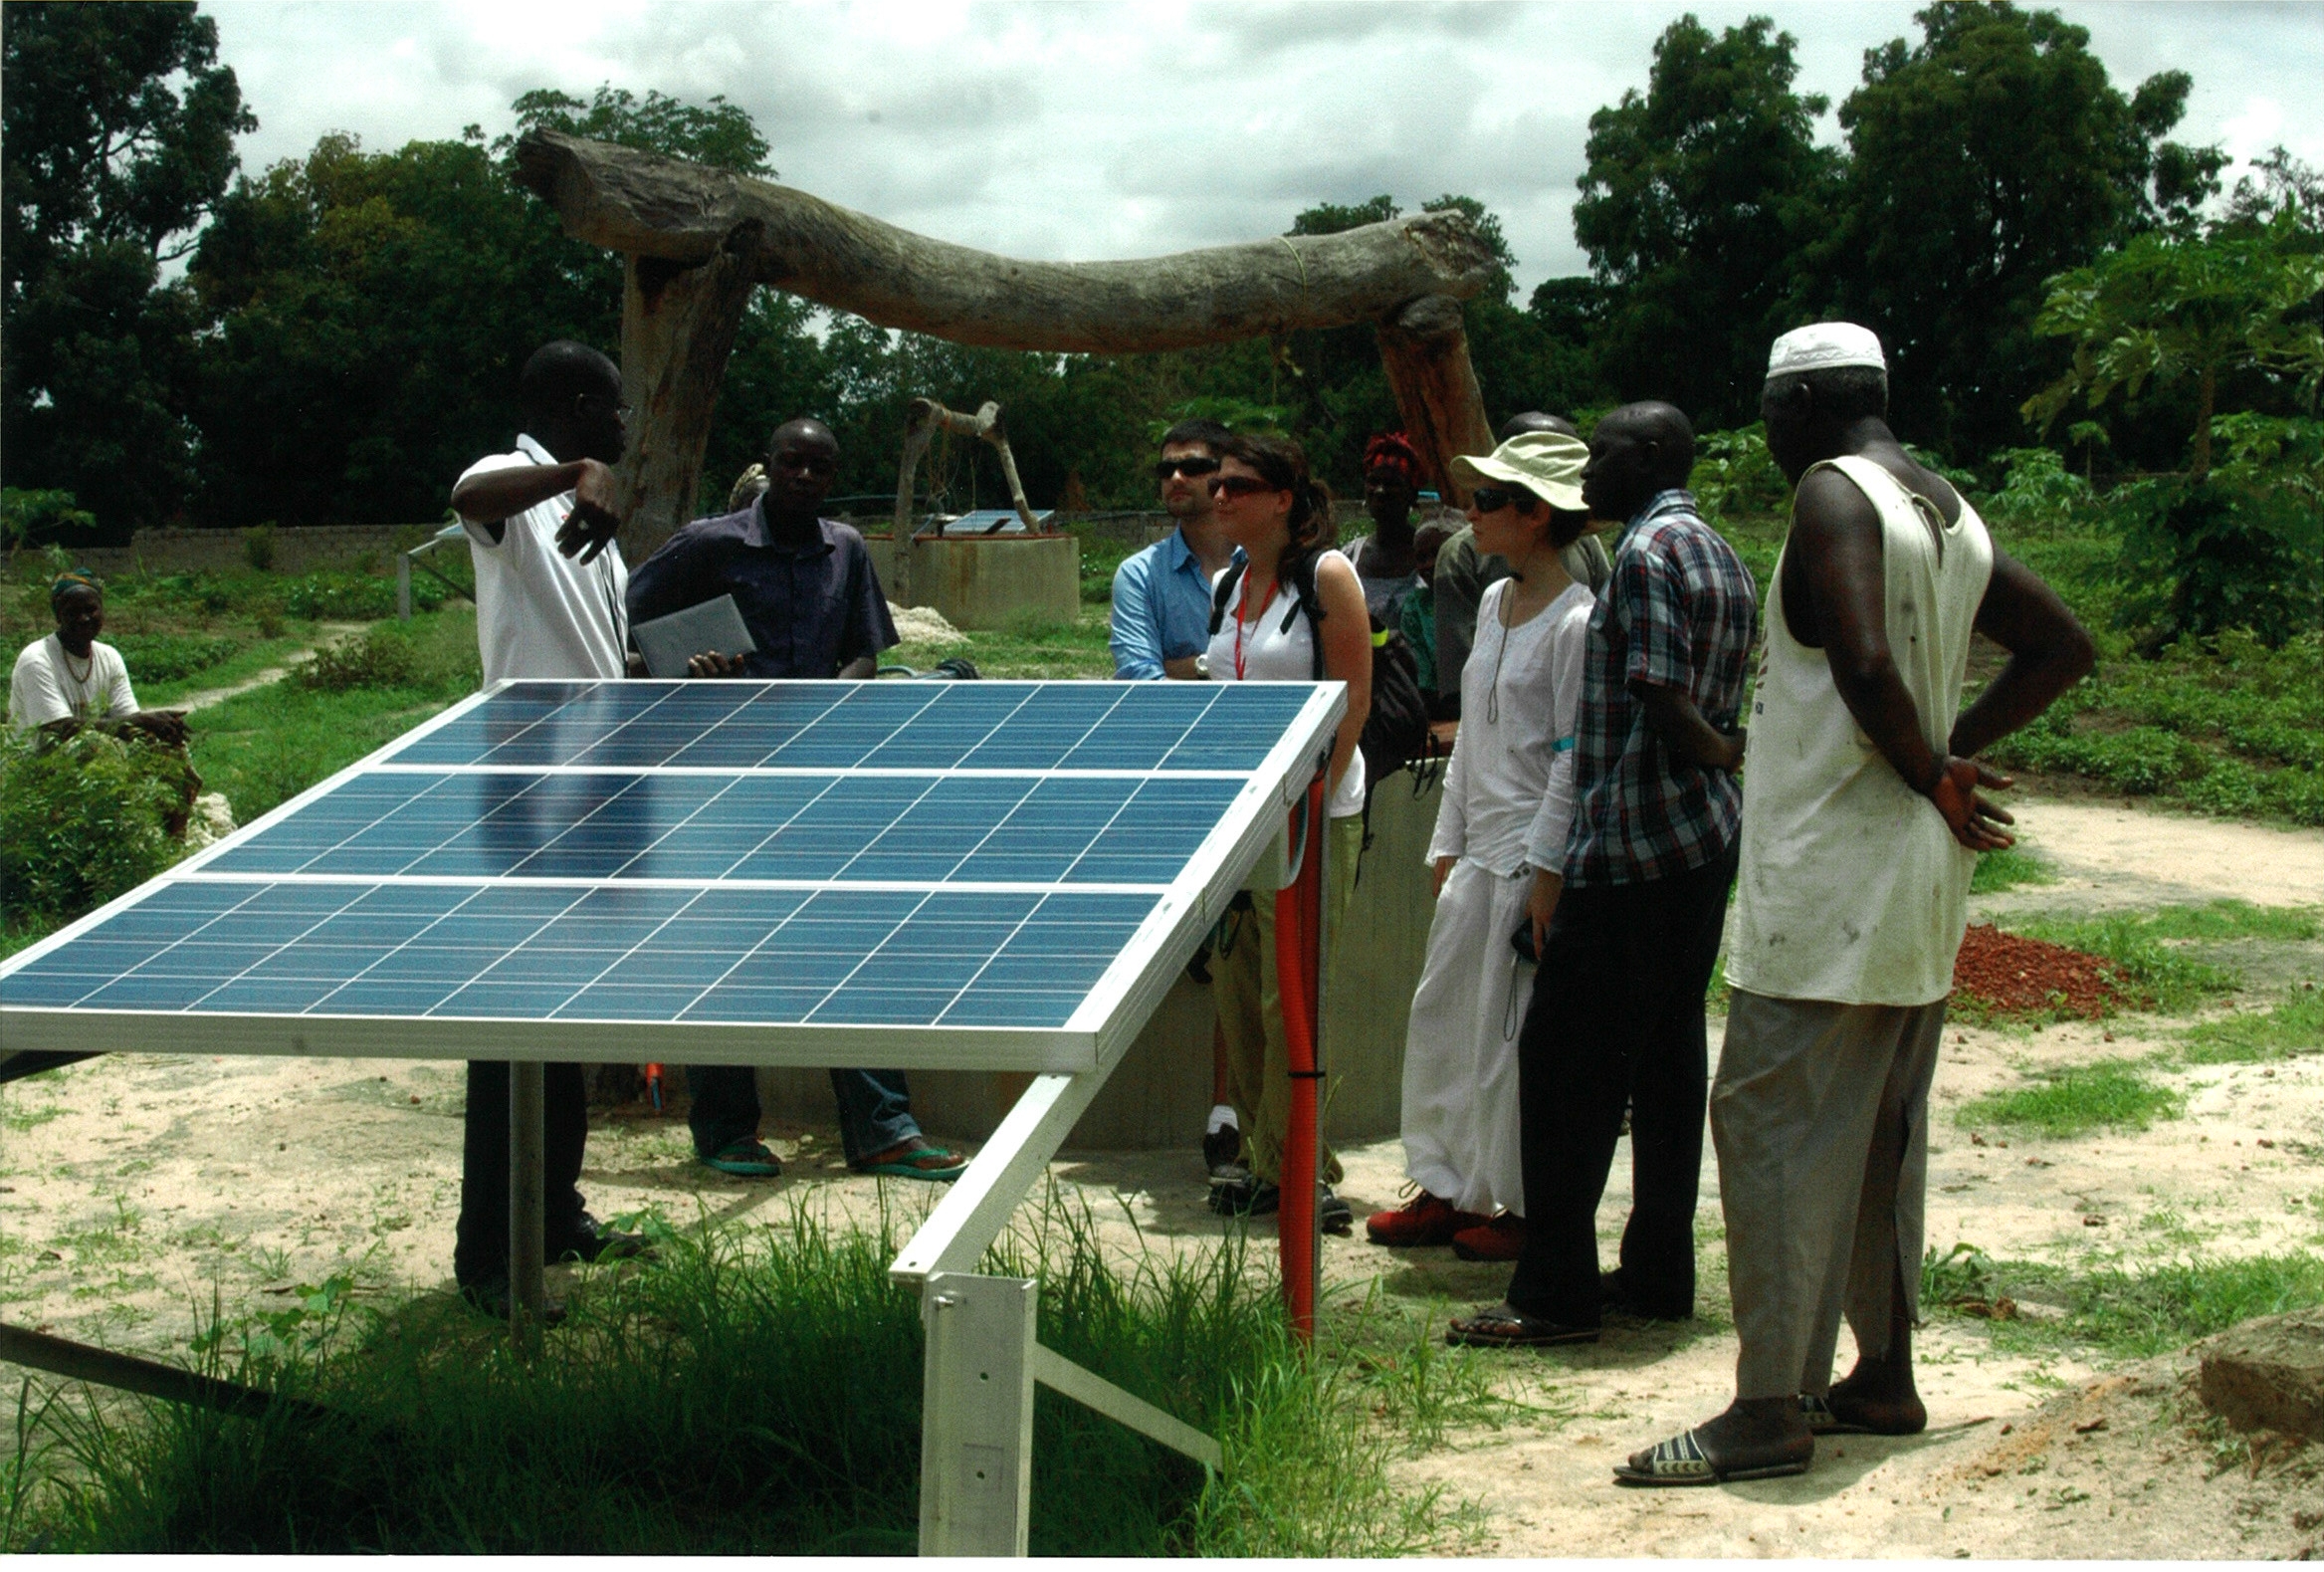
[1205, 561, 1367, 819]
[1726, 455, 1995, 1007]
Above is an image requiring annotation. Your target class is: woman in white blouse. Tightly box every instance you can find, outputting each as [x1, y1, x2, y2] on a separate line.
[1200, 432, 1373, 1234]
[1368, 432, 1596, 1261]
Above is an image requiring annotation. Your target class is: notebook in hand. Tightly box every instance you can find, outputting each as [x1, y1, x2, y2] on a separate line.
[631, 594, 756, 678]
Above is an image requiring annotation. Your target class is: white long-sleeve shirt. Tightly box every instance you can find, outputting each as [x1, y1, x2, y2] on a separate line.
[1426, 577, 1592, 877]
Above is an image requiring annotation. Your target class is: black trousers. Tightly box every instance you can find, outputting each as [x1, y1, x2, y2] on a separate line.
[1504, 844, 1738, 1327]
[453, 1059, 589, 1287]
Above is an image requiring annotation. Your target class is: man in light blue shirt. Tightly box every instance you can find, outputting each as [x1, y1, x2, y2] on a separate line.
[1110, 417, 1239, 680]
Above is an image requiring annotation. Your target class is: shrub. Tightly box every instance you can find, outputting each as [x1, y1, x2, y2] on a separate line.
[0, 490, 98, 554]
[0, 730, 189, 929]
[295, 628, 422, 692]
[241, 523, 278, 572]
[1983, 446, 2094, 529]
[1687, 424, 1790, 522]
[2108, 474, 2324, 650]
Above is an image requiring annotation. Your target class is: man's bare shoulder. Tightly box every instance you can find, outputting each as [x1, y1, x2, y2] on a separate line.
[1791, 465, 1886, 538]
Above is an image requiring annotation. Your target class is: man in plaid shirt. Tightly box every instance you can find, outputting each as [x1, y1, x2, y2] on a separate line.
[1451, 400, 1758, 1347]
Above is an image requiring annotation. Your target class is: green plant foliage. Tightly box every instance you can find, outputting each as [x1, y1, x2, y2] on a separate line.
[294, 628, 422, 692]
[2025, 213, 2324, 478]
[1687, 424, 1791, 522]
[4, 1201, 1478, 1555]
[102, 633, 242, 685]
[0, 729, 189, 929]
[0, 490, 98, 554]
[1983, 447, 2096, 529]
[1954, 1058, 2184, 1135]
[1986, 628, 2324, 823]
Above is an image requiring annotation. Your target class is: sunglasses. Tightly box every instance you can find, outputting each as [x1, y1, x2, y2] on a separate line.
[1206, 475, 1283, 500]
[1470, 484, 1536, 514]
[1154, 456, 1221, 480]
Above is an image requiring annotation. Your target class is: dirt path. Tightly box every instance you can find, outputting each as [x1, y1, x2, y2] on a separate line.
[0, 793, 2318, 1555]
[168, 620, 367, 712]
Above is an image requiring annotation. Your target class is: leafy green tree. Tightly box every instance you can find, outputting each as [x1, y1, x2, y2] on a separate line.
[1831, 2, 2224, 459]
[1571, 13, 1839, 428]
[187, 87, 791, 529]
[2023, 215, 2324, 479]
[2, 1, 255, 540]
[501, 86, 773, 177]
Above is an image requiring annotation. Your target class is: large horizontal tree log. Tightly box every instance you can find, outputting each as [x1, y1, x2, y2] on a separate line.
[515, 131, 1495, 353]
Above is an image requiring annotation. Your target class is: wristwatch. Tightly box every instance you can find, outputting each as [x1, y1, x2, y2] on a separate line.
[1192, 654, 1210, 679]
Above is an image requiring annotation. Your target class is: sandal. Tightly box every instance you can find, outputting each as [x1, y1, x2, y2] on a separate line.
[1800, 1394, 1873, 1435]
[1443, 1302, 1599, 1348]
[701, 1139, 783, 1178]
[854, 1142, 968, 1181]
[1613, 1427, 1810, 1486]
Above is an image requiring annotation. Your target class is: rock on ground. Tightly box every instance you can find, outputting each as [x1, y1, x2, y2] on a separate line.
[2201, 1308, 2324, 1442]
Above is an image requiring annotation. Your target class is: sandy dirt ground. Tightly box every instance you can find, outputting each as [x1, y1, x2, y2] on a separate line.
[1, 791, 2318, 1555]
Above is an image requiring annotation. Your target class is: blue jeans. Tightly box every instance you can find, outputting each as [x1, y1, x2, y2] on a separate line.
[686, 1065, 923, 1167]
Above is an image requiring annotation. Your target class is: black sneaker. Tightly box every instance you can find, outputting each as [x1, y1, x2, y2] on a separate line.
[553, 1212, 655, 1265]
[1203, 1124, 1247, 1185]
[1319, 1186, 1353, 1235]
[1209, 1176, 1280, 1217]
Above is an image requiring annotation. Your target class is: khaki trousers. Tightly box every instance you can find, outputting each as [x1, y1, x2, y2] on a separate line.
[1214, 814, 1363, 1187]
[1712, 989, 1947, 1400]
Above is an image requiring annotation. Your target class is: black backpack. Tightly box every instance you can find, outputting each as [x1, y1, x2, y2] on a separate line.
[1206, 554, 1432, 864]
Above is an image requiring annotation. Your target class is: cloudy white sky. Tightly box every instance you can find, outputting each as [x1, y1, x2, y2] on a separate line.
[208, 0, 2324, 294]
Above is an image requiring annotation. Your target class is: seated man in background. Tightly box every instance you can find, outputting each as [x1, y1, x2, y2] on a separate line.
[1434, 413, 1613, 721]
[627, 415, 968, 1183]
[11, 572, 188, 748]
[12, 570, 198, 835]
[1110, 417, 1237, 681]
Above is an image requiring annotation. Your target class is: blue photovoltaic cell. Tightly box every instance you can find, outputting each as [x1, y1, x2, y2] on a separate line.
[385, 679, 1315, 775]
[204, 771, 1242, 886]
[2, 880, 1158, 1029]
[2, 678, 1327, 1041]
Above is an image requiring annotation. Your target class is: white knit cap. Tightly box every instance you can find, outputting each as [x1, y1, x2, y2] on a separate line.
[1766, 323, 1886, 379]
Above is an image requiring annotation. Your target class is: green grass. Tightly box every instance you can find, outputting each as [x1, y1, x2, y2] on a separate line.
[2003, 908, 2242, 1013]
[1954, 1058, 2184, 1135]
[133, 634, 322, 707]
[1, 1200, 1485, 1555]
[1971, 844, 2054, 894]
[187, 609, 480, 823]
[2173, 987, 2324, 1065]
[1921, 1243, 2324, 1361]
[2127, 900, 2322, 944]
[892, 611, 1115, 680]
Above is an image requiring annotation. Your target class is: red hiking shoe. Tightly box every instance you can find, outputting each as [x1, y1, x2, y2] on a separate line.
[1449, 1214, 1527, 1262]
[1366, 1191, 1488, 1247]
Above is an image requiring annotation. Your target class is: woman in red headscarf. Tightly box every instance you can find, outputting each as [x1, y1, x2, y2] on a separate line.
[1343, 431, 1428, 624]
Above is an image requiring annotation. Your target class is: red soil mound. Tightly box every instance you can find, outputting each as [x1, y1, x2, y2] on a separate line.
[1952, 923, 2120, 1016]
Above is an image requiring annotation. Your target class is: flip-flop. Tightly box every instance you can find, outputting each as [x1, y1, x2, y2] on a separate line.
[702, 1139, 783, 1178]
[1443, 1303, 1599, 1349]
[1800, 1394, 1875, 1435]
[1613, 1428, 1810, 1486]
[855, 1144, 968, 1181]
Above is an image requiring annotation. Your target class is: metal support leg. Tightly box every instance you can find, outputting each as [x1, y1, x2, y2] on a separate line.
[509, 1060, 545, 1331]
[396, 553, 412, 620]
[919, 1272, 1035, 1556]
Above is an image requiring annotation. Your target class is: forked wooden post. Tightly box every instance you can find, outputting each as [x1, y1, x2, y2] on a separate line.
[891, 397, 1038, 605]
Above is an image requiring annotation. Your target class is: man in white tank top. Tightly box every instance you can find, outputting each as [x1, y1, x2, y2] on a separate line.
[1618, 326, 2094, 1485]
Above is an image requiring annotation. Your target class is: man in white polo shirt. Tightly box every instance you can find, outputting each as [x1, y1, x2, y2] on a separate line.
[445, 339, 645, 1319]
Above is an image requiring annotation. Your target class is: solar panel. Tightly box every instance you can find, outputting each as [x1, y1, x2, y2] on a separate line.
[0, 679, 1343, 1073]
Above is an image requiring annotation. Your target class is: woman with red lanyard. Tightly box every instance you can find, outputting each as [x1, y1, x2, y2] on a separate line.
[1200, 432, 1373, 1233]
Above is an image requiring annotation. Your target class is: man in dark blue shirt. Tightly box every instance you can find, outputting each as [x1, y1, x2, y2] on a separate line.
[626, 417, 965, 1182]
